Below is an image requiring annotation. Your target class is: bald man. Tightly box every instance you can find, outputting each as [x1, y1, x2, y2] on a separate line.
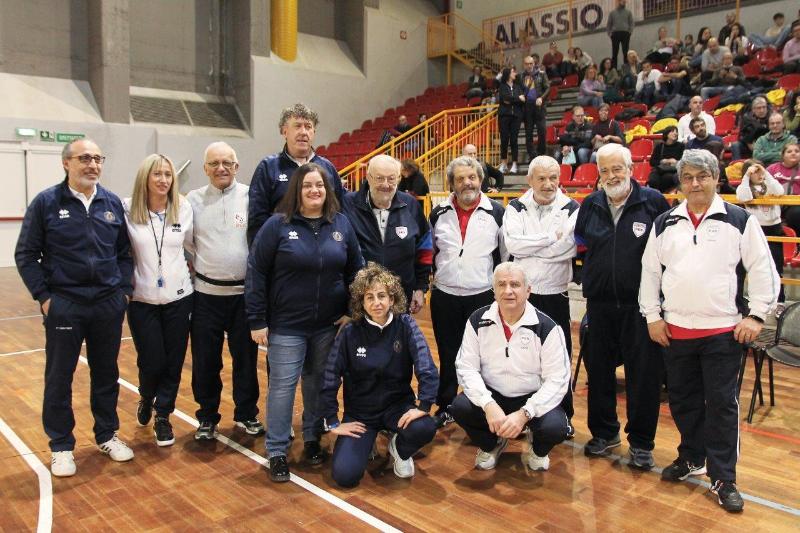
[187, 142, 263, 441]
[341, 154, 433, 313]
[463, 144, 504, 192]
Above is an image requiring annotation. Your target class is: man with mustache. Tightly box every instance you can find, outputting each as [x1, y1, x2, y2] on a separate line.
[428, 156, 506, 428]
[503, 156, 579, 436]
[341, 154, 432, 314]
[248, 103, 344, 244]
[574, 143, 670, 470]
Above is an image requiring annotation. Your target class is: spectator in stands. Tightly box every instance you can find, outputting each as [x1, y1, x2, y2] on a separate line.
[320, 263, 438, 487]
[463, 143, 504, 192]
[557, 106, 594, 166]
[497, 67, 525, 175]
[648, 125, 684, 193]
[658, 56, 690, 100]
[753, 112, 798, 166]
[450, 262, 570, 472]
[635, 59, 661, 108]
[465, 66, 487, 100]
[429, 156, 505, 429]
[543, 41, 566, 79]
[398, 159, 429, 201]
[620, 50, 641, 98]
[503, 156, 579, 436]
[578, 65, 605, 109]
[572, 47, 593, 80]
[699, 52, 744, 100]
[647, 26, 677, 65]
[607, 0, 634, 69]
[575, 143, 670, 470]
[599, 57, 620, 90]
[700, 38, 730, 81]
[246, 163, 364, 483]
[589, 103, 625, 162]
[783, 22, 800, 74]
[393, 115, 413, 137]
[717, 12, 742, 44]
[694, 27, 712, 56]
[248, 103, 343, 244]
[731, 96, 771, 160]
[686, 117, 724, 158]
[767, 143, 800, 234]
[748, 13, 787, 50]
[640, 149, 779, 514]
[736, 160, 786, 314]
[678, 96, 715, 143]
[679, 34, 694, 58]
[521, 54, 551, 163]
[341, 154, 432, 312]
[784, 92, 800, 136]
[724, 24, 749, 65]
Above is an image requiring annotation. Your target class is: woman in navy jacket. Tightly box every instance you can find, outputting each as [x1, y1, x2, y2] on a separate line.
[246, 163, 364, 483]
[319, 263, 439, 487]
[497, 66, 526, 174]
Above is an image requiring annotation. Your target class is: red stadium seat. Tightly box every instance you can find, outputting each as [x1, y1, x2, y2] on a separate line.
[562, 74, 579, 88]
[714, 113, 737, 136]
[547, 125, 559, 145]
[777, 74, 800, 92]
[570, 163, 598, 187]
[702, 95, 721, 114]
[633, 161, 651, 184]
[742, 60, 761, 79]
[560, 163, 573, 183]
[629, 139, 653, 162]
[784, 226, 798, 267]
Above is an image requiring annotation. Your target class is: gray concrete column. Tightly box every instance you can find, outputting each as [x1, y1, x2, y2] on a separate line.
[87, 0, 130, 124]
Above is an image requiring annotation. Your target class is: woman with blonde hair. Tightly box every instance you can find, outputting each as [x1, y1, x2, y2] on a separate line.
[319, 262, 439, 487]
[124, 154, 194, 447]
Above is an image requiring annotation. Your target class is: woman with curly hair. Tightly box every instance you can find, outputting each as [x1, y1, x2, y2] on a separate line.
[318, 263, 439, 487]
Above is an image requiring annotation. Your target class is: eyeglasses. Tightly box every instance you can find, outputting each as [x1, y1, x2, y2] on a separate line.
[369, 174, 398, 185]
[679, 173, 715, 184]
[206, 160, 237, 169]
[69, 154, 106, 165]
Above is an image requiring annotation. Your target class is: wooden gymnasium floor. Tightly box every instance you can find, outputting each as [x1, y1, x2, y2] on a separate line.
[1, 266, 799, 532]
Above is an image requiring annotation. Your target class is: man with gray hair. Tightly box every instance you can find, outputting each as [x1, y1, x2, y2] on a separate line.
[341, 154, 432, 313]
[575, 143, 670, 469]
[504, 155, 579, 434]
[450, 262, 570, 472]
[429, 155, 506, 427]
[187, 142, 263, 441]
[640, 149, 779, 512]
[462, 143, 504, 192]
[248, 103, 344, 243]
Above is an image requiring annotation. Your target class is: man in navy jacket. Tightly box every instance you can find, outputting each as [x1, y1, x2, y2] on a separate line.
[341, 155, 433, 313]
[15, 139, 135, 477]
[247, 103, 344, 244]
[575, 143, 670, 470]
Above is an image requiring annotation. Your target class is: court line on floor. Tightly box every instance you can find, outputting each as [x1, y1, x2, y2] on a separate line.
[0, 314, 41, 321]
[75, 355, 401, 533]
[561, 440, 800, 517]
[0, 337, 133, 358]
[0, 417, 52, 533]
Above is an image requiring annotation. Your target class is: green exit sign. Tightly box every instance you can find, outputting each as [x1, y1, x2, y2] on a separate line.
[56, 132, 85, 143]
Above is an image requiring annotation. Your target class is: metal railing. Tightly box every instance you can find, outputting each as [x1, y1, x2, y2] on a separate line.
[339, 105, 498, 192]
[427, 12, 507, 83]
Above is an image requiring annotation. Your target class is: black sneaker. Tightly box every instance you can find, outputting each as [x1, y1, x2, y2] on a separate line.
[234, 418, 265, 436]
[584, 435, 621, 457]
[154, 416, 175, 447]
[136, 396, 153, 427]
[565, 420, 575, 440]
[434, 410, 454, 429]
[628, 447, 655, 470]
[269, 455, 290, 483]
[303, 440, 327, 465]
[194, 421, 218, 441]
[710, 480, 744, 512]
[661, 458, 707, 482]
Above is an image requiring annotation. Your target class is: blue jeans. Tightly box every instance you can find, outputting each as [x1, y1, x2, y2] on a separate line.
[700, 85, 731, 100]
[266, 327, 335, 457]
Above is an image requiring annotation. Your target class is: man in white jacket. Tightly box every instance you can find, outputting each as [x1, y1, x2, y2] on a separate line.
[503, 155, 578, 434]
[451, 262, 570, 472]
[639, 149, 780, 513]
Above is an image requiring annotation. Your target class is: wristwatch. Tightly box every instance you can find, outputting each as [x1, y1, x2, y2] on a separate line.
[746, 314, 764, 324]
[521, 406, 535, 420]
[323, 419, 340, 432]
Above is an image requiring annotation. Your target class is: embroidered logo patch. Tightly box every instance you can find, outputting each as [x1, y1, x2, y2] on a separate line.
[234, 213, 246, 228]
[288, 230, 299, 240]
[332, 231, 343, 242]
[356, 346, 367, 357]
[395, 226, 408, 239]
[632, 221, 646, 238]
[171, 223, 181, 232]
[393, 340, 402, 353]
[278, 174, 288, 182]
[58, 209, 70, 219]
[104, 211, 116, 222]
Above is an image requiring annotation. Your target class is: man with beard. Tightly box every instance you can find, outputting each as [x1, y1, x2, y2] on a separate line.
[575, 143, 670, 470]
[341, 154, 432, 313]
[429, 156, 506, 428]
[677, 96, 716, 143]
[504, 156, 579, 436]
[248, 103, 344, 244]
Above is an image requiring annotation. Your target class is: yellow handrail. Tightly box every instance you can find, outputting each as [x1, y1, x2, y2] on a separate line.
[427, 12, 507, 83]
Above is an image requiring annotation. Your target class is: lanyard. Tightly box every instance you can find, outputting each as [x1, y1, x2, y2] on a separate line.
[149, 211, 166, 287]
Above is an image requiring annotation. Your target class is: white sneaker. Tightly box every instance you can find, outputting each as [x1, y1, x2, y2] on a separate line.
[523, 428, 550, 470]
[388, 433, 415, 478]
[498, 162, 508, 173]
[475, 438, 508, 470]
[510, 162, 518, 174]
[98, 435, 134, 462]
[51, 451, 76, 477]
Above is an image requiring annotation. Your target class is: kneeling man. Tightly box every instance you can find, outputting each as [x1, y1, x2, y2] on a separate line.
[451, 262, 570, 471]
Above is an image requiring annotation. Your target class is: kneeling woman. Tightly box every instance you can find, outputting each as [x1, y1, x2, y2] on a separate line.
[319, 263, 439, 487]
[124, 154, 194, 446]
